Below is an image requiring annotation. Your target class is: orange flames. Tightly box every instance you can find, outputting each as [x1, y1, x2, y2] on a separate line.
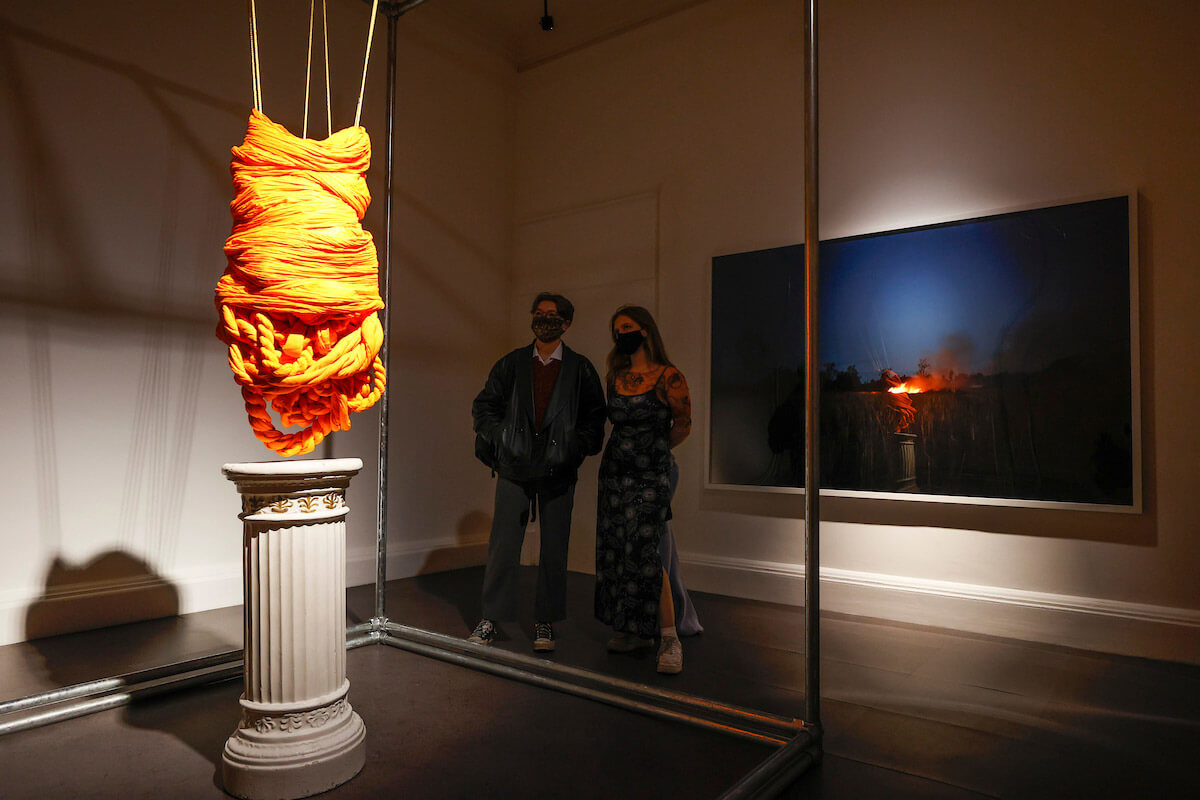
[885, 373, 945, 394]
[884, 372, 974, 394]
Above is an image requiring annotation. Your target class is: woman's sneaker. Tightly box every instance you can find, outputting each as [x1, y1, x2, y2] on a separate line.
[656, 636, 683, 674]
[607, 631, 654, 653]
[468, 618, 496, 645]
[533, 622, 555, 652]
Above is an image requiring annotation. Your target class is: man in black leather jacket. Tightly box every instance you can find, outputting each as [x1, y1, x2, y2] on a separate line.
[469, 292, 607, 652]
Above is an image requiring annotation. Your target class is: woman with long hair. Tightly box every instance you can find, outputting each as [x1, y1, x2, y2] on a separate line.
[595, 305, 701, 674]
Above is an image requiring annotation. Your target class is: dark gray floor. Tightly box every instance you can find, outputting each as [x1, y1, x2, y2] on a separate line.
[2, 644, 783, 800]
[2, 566, 1198, 798]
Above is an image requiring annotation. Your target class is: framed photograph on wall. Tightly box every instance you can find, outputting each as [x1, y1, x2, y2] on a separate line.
[706, 194, 1141, 511]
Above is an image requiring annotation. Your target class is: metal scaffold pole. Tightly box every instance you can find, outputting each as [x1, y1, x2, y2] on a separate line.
[372, 0, 432, 627]
[803, 0, 822, 734]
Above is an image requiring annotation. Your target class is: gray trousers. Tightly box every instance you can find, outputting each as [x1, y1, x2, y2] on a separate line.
[481, 476, 576, 623]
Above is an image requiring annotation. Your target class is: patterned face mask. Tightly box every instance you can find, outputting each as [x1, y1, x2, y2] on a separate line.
[532, 315, 566, 342]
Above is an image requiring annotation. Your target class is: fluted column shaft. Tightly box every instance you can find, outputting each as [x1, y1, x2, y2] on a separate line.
[221, 459, 366, 800]
[243, 514, 347, 707]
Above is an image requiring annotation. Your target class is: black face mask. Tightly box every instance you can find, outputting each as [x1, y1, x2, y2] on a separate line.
[531, 316, 565, 342]
[614, 330, 645, 355]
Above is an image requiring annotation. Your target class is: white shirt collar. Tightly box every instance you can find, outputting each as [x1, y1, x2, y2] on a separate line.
[532, 341, 564, 365]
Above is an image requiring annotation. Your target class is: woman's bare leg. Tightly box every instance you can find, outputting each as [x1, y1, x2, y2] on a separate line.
[659, 567, 676, 629]
[657, 567, 682, 673]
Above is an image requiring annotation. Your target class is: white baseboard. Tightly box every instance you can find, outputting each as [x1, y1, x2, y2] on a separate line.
[680, 552, 1200, 665]
[346, 535, 489, 588]
[14, 541, 1191, 665]
[0, 537, 489, 647]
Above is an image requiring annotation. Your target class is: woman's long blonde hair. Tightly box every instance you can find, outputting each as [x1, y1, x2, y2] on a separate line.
[605, 305, 674, 385]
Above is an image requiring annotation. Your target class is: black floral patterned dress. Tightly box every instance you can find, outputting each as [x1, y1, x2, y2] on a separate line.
[594, 373, 674, 638]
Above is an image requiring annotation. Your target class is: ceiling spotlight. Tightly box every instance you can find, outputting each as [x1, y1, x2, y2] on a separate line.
[540, 0, 554, 31]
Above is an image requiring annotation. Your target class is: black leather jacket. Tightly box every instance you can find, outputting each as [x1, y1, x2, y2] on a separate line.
[472, 343, 607, 483]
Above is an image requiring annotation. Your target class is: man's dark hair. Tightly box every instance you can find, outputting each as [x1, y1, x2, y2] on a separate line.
[530, 292, 575, 323]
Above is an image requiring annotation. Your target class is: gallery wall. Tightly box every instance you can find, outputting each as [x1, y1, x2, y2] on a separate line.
[512, 0, 1200, 661]
[2, 0, 1196, 665]
[0, 0, 512, 645]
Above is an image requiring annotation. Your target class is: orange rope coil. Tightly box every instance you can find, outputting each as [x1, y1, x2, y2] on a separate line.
[215, 110, 385, 457]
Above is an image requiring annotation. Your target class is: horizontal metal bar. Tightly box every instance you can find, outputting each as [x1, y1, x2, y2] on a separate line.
[346, 634, 376, 649]
[0, 649, 243, 717]
[1, 626, 377, 735]
[0, 677, 123, 717]
[0, 660, 243, 737]
[379, 634, 787, 747]
[1, 631, 817, 798]
[0, 692, 139, 737]
[3, 620, 810, 788]
[381, 623, 804, 744]
[716, 729, 822, 799]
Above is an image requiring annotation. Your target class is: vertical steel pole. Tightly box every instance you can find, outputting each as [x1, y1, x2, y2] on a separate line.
[803, 0, 822, 731]
[374, 8, 398, 625]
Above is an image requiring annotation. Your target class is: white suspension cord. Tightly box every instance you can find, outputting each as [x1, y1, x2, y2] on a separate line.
[354, 0, 380, 128]
[248, 0, 263, 111]
[302, 0, 315, 137]
[252, 0, 373, 133]
[323, 0, 333, 136]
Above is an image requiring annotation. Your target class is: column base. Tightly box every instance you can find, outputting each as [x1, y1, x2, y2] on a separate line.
[221, 697, 366, 800]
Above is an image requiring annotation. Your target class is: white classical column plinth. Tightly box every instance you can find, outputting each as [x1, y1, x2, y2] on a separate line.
[220, 458, 367, 800]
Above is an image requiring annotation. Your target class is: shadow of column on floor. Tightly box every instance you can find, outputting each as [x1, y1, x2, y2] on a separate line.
[123, 683, 240, 791]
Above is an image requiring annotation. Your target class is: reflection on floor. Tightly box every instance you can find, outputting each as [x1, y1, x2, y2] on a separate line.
[2, 566, 1197, 798]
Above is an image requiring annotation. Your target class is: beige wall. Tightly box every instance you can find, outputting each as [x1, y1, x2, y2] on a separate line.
[513, 0, 1200, 660]
[2, 0, 1197, 663]
[0, 0, 513, 644]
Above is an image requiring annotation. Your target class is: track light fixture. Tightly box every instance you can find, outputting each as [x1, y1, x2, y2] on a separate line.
[540, 0, 554, 31]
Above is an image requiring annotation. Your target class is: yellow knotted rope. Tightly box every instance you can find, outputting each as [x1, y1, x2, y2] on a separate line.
[215, 110, 385, 457]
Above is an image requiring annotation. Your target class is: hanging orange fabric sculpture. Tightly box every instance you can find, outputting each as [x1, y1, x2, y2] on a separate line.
[215, 110, 385, 457]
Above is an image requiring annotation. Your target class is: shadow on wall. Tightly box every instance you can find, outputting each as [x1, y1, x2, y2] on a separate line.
[24, 551, 180, 641]
[20, 551, 187, 690]
[413, 510, 492, 630]
[4, 12, 223, 649]
[0, 15, 235, 325]
[23, 550, 237, 782]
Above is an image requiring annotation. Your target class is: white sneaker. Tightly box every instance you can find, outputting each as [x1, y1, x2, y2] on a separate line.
[656, 636, 682, 674]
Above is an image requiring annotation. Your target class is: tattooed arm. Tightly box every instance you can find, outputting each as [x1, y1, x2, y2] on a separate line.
[659, 367, 692, 448]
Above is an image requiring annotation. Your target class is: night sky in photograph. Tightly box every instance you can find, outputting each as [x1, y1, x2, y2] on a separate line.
[819, 223, 1027, 376]
[818, 196, 1132, 378]
[712, 196, 1132, 383]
